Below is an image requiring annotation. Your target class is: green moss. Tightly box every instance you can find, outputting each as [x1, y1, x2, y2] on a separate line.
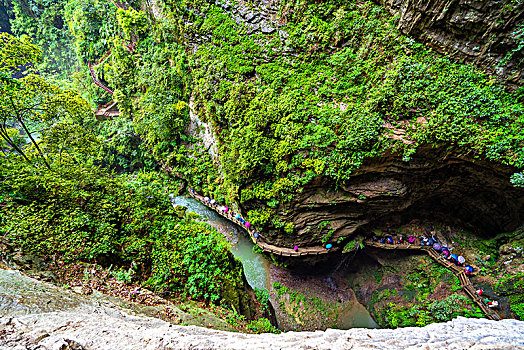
[8, 0, 524, 238]
[25, 0, 517, 241]
[374, 294, 483, 328]
[254, 287, 271, 314]
[495, 272, 524, 320]
[273, 281, 339, 328]
[247, 317, 280, 334]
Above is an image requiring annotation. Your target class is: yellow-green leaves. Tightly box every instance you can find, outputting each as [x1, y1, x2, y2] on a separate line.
[0, 33, 42, 75]
[0, 32, 94, 168]
[116, 7, 148, 40]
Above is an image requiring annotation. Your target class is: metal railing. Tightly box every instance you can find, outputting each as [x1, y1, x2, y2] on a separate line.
[186, 190, 336, 257]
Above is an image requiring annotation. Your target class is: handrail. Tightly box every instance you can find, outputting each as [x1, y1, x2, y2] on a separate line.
[363, 240, 501, 321]
[181, 190, 502, 320]
[88, 62, 114, 95]
[88, 0, 135, 99]
[185, 190, 338, 257]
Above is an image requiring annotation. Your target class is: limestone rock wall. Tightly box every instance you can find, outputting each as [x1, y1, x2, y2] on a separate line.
[252, 147, 524, 248]
[374, 0, 524, 89]
[196, 0, 524, 88]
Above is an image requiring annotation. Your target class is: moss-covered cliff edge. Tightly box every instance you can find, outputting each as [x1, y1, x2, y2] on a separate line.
[157, 0, 523, 246]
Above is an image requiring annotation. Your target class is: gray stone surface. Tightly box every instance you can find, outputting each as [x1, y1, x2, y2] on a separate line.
[1, 306, 523, 349]
[373, 0, 524, 89]
[0, 265, 523, 349]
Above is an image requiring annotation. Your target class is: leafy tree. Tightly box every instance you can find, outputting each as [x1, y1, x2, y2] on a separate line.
[9, 0, 76, 76]
[0, 32, 93, 168]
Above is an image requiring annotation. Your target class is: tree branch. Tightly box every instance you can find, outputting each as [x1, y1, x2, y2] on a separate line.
[9, 96, 51, 169]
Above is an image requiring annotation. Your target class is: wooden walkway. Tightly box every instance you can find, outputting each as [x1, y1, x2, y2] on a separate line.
[186, 190, 338, 257]
[88, 62, 114, 95]
[364, 241, 501, 321]
[88, 0, 137, 116]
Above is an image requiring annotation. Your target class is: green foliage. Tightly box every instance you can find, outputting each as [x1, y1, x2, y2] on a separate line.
[9, 0, 76, 77]
[377, 294, 481, 328]
[318, 221, 334, 244]
[495, 272, 524, 320]
[0, 32, 94, 168]
[343, 239, 362, 253]
[368, 256, 479, 328]
[165, 0, 523, 237]
[116, 6, 147, 40]
[511, 172, 524, 188]
[6, 0, 524, 240]
[247, 318, 279, 334]
[0, 158, 249, 309]
[254, 287, 271, 314]
[24, 0, 520, 241]
[65, 0, 118, 62]
[113, 268, 133, 284]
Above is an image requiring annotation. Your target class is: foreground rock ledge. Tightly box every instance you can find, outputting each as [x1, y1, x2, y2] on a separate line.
[1, 306, 523, 350]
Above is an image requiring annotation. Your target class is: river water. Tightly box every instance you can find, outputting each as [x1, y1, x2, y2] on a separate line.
[172, 196, 271, 290]
[172, 196, 378, 330]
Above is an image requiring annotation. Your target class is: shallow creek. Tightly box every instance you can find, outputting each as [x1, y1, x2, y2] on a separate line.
[172, 196, 378, 330]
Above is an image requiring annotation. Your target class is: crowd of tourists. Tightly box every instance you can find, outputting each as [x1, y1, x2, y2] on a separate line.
[372, 233, 499, 308]
[188, 188, 500, 310]
[190, 188, 259, 237]
[373, 234, 475, 274]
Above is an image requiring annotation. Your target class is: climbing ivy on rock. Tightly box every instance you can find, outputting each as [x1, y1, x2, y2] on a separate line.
[170, 0, 523, 234]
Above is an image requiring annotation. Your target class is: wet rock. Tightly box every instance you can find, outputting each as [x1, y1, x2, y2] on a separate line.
[260, 23, 276, 34]
[500, 243, 524, 256]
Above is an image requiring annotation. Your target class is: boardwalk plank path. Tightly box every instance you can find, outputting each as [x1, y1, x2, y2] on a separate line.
[185, 190, 502, 321]
[88, 62, 114, 95]
[186, 191, 338, 257]
[88, 0, 137, 116]
[364, 241, 501, 321]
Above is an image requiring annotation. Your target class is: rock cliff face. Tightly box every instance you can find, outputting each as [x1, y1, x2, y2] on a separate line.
[0, 3, 12, 33]
[252, 147, 524, 248]
[373, 0, 524, 89]
[203, 0, 524, 88]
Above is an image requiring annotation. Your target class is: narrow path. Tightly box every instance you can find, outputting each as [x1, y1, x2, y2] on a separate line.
[88, 62, 113, 95]
[364, 240, 501, 321]
[186, 191, 337, 257]
[183, 192, 502, 320]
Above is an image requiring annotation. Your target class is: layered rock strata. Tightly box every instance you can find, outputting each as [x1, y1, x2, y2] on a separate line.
[253, 147, 524, 248]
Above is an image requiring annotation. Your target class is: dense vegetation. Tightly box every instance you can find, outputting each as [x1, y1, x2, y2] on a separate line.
[77, 0, 522, 237]
[2, 0, 524, 328]
[0, 31, 258, 323]
[0, 160, 250, 308]
[368, 257, 484, 328]
[181, 1, 523, 217]
[9, 0, 522, 235]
